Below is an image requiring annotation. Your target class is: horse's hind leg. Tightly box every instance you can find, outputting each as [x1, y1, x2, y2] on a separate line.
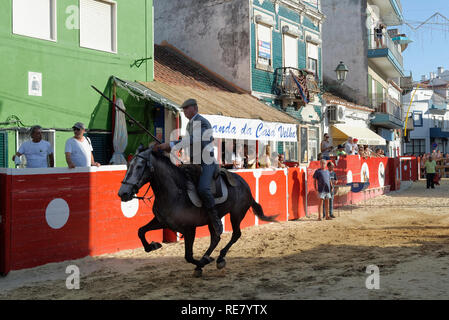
[198, 223, 221, 267]
[138, 217, 164, 253]
[216, 211, 243, 269]
[183, 228, 205, 277]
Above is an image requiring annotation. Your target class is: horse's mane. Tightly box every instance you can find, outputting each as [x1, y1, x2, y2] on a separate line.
[149, 149, 189, 189]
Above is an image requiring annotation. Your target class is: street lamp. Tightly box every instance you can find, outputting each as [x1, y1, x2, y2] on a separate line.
[335, 61, 349, 84]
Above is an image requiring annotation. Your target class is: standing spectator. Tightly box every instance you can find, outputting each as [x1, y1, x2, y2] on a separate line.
[65, 122, 101, 168]
[322, 161, 337, 219]
[374, 23, 384, 48]
[336, 144, 346, 156]
[13, 125, 54, 168]
[259, 144, 272, 168]
[345, 137, 358, 155]
[320, 133, 333, 160]
[313, 159, 332, 221]
[233, 143, 244, 169]
[425, 155, 437, 189]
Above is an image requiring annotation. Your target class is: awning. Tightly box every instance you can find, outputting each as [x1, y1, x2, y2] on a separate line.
[112, 76, 181, 113]
[331, 124, 386, 146]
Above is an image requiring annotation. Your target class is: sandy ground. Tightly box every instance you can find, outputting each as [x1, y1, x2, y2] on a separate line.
[2, 179, 449, 300]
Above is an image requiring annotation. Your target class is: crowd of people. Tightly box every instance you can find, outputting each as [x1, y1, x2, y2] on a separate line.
[319, 135, 386, 161]
[13, 122, 100, 169]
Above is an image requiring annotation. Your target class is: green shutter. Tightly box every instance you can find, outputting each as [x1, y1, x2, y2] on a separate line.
[0, 132, 8, 168]
[87, 133, 113, 165]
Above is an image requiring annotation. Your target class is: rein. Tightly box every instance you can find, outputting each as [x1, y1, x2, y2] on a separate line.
[122, 153, 154, 205]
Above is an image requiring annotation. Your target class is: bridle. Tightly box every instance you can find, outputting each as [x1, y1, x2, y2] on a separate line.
[121, 152, 154, 204]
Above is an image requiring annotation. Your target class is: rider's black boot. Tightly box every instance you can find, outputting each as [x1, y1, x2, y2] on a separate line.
[208, 208, 223, 237]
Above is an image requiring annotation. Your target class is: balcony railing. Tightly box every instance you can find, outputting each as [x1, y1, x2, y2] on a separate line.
[368, 93, 403, 121]
[273, 67, 320, 103]
[368, 32, 403, 67]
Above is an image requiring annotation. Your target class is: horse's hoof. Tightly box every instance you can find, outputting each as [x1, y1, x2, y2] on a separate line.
[193, 268, 203, 278]
[144, 242, 162, 252]
[200, 255, 215, 266]
[216, 258, 226, 270]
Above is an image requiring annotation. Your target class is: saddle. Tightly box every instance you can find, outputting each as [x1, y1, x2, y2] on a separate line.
[180, 165, 238, 208]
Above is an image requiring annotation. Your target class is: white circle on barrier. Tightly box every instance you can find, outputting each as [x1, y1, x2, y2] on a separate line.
[269, 181, 277, 195]
[121, 198, 139, 218]
[347, 170, 353, 184]
[361, 163, 370, 182]
[378, 162, 385, 187]
[46, 198, 70, 229]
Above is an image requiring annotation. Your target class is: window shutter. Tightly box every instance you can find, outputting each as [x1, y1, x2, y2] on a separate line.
[284, 34, 298, 69]
[307, 42, 318, 60]
[13, 0, 54, 40]
[0, 132, 8, 168]
[80, 0, 115, 52]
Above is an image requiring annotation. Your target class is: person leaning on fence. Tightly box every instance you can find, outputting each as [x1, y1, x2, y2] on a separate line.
[425, 155, 437, 189]
[13, 125, 54, 168]
[313, 159, 333, 221]
[65, 122, 101, 168]
[320, 133, 333, 160]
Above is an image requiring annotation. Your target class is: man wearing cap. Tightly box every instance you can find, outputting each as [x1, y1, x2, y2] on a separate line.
[154, 98, 223, 237]
[65, 122, 100, 168]
[345, 137, 358, 155]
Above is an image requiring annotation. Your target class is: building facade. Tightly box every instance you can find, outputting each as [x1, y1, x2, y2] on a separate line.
[322, 0, 408, 157]
[0, 0, 155, 167]
[403, 74, 449, 155]
[154, 0, 325, 162]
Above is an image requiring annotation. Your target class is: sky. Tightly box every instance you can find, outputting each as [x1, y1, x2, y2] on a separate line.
[398, 0, 449, 80]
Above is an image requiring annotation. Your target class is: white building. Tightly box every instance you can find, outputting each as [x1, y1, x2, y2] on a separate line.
[403, 72, 449, 155]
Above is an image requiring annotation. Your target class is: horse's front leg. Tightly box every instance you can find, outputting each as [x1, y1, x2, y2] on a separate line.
[183, 227, 204, 277]
[198, 223, 221, 267]
[138, 217, 164, 253]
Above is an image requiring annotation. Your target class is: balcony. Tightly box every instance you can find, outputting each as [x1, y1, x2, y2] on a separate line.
[370, 0, 404, 26]
[428, 104, 449, 115]
[430, 128, 449, 139]
[369, 93, 404, 129]
[273, 67, 320, 108]
[367, 32, 404, 78]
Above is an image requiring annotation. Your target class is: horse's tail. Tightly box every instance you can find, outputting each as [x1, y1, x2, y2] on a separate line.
[251, 198, 279, 222]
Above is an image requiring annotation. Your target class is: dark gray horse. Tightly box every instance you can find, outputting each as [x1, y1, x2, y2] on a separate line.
[118, 146, 277, 277]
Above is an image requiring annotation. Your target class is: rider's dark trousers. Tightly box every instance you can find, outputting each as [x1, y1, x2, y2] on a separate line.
[198, 163, 218, 209]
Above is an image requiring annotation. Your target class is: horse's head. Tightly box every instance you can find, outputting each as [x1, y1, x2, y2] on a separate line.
[118, 145, 154, 202]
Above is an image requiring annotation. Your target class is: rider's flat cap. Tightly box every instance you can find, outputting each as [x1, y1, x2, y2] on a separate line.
[181, 98, 197, 108]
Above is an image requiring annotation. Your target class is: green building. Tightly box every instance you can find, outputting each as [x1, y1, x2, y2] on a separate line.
[0, 0, 155, 167]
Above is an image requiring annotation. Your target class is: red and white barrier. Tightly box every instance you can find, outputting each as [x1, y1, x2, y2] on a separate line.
[0, 156, 419, 275]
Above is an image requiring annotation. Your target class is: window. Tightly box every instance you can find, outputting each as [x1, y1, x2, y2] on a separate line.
[405, 139, 425, 155]
[80, 0, 117, 53]
[256, 23, 272, 70]
[16, 129, 55, 168]
[300, 127, 308, 163]
[12, 0, 56, 41]
[306, 42, 318, 75]
[308, 127, 319, 161]
[87, 132, 113, 165]
[282, 141, 298, 162]
[283, 34, 298, 69]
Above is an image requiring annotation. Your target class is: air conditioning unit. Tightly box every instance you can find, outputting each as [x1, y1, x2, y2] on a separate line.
[327, 105, 345, 123]
[337, 106, 346, 121]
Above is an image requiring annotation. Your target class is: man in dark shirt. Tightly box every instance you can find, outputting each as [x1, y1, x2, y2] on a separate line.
[313, 159, 332, 221]
[324, 161, 337, 219]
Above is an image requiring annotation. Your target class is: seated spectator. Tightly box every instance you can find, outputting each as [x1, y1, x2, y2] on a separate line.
[259, 145, 272, 168]
[278, 153, 286, 168]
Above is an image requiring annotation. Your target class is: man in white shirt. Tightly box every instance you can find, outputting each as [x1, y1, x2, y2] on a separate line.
[65, 122, 100, 168]
[13, 125, 54, 168]
[344, 137, 358, 155]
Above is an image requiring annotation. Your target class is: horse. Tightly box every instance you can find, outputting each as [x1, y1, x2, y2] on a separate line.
[118, 146, 278, 277]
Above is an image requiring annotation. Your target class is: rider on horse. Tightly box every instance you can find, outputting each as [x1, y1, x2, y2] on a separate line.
[154, 98, 223, 237]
